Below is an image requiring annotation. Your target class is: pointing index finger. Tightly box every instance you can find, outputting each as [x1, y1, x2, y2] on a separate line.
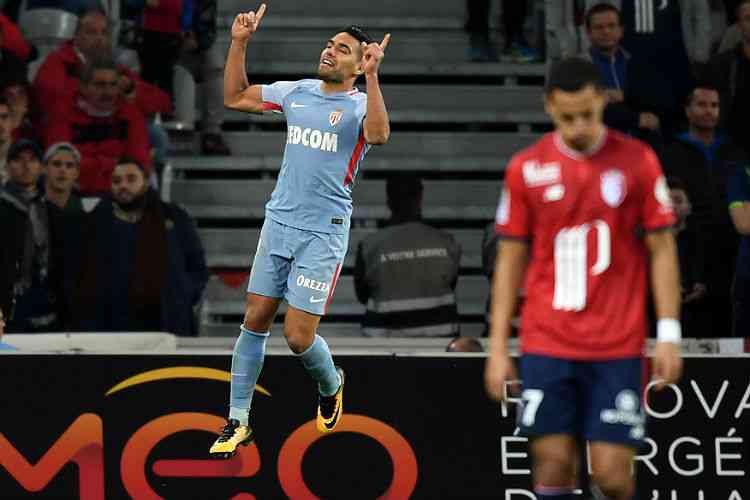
[255, 3, 267, 23]
[379, 33, 391, 51]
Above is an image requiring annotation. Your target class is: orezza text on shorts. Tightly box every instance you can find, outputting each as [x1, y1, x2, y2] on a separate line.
[296, 274, 330, 292]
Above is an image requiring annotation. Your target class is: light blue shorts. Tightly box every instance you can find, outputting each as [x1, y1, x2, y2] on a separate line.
[247, 218, 347, 315]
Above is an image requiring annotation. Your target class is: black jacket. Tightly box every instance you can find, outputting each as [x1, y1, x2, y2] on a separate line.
[0, 190, 28, 318]
[74, 196, 209, 336]
[660, 136, 745, 294]
[706, 45, 750, 152]
[0, 187, 66, 328]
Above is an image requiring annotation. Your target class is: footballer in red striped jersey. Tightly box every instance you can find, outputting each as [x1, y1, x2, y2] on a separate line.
[485, 58, 683, 500]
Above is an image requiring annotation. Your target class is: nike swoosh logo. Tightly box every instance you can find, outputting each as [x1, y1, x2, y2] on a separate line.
[310, 296, 327, 303]
[324, 403, 341, 430]
[291, 102, 307, 108]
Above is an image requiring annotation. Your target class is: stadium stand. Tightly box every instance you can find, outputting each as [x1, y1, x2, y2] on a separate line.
[164, 0, 548, 337]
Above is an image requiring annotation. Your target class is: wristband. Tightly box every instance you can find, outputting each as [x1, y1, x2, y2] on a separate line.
[657, 318, 682, 344]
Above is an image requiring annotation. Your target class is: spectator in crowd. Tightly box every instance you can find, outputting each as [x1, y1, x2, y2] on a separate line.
[582, 3, 662, 139]
[708, 0, 750, 157]
[130, 0, 192, 99]
[33, 9, 172, 131]
[465, 0, 539, 62]
[0, 21, 27, 91]
[0, 307, 17, 350]
[354, 174, 461, 337]
[612, 0, 711, 135]
[45, 59, 151, 195]
[177, 0, 231, 155]
[44, 142, 85, 328]
[0, 97, 11, 183]
[73, 159, 208, 335]
[44, 142, 82, 213]
[0, 13, 36, 63]
[465, 0, 498, 62]
[725, 0, 744, 23]
[661, 84, 744, 336]
[545, 0, 589, 62]
[727, 159, 750, 335]
[4, 83, 39, 143]
[668, 176, 709, 336]
[446, 336, 484, 353]
[0, 140, 63, 332]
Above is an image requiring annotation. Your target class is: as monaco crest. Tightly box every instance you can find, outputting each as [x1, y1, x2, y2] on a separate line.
[329, 110, 343, 127]
[601, 169, 626, 207]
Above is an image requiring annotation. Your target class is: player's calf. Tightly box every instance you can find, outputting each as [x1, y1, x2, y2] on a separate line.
[589, 474, 634, 500]
[589, 442, 636, 500]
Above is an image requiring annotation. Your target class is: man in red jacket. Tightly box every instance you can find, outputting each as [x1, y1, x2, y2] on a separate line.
[33, 9, 171, 124]
[45, 59, 150, 195]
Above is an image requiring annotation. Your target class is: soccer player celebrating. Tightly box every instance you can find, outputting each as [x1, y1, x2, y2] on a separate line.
[210, 4, 390, 457]
[485, 58, 683, 499]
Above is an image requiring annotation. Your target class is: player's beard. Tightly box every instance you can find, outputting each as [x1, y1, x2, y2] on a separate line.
[116, 191, 147, 212]
[318, 67, 344, 84]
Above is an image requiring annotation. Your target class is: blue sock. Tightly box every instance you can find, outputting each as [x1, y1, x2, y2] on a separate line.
[296, 334, 341, 396]
[228, 325, 269, 426]
[535, 485, 575, 500]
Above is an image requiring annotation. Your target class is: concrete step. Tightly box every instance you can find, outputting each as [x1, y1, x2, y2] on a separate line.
[199, 227, 486, 270]
[172, 179, 503, 221]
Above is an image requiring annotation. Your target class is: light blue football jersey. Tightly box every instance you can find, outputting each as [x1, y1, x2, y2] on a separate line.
[260, 79, 370, 235]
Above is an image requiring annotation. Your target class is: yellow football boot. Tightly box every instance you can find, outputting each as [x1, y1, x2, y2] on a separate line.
[317, 367, 345, 433]
[209, 419, 254, 458]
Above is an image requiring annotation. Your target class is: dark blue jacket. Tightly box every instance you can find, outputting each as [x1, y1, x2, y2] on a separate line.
[74, 196, 208, 336]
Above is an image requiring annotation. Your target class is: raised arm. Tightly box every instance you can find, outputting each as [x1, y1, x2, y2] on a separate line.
[361, 34, 391, 145]
[224, 4, 266, 113]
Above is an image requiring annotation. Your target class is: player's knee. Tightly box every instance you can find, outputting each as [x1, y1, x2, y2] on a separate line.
[533, 454, 576, 486]
[590, 468, 634, 499]
[243, 296, 275, 332]
[283, 325, 314, 354]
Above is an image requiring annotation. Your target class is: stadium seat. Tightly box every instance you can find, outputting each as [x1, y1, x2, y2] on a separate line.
[200, 321, 487, 338]
[18, 8, 78, 78]
[199, 228, 486, 270]
[170, 132, 539, 172]
[223, 85, 548, 125]
[172, 179, 502, 220]
[219, 0, 463, 22]
[201, 274, 488, 319]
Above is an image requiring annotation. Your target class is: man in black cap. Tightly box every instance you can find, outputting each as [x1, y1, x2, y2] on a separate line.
[0, 139, 63, 332]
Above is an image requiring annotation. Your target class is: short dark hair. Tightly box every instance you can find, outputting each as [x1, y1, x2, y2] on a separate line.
[116, 157, 146, 172]
[685, 82, 721, 106]
[667, 176, 688, 192]
[80, 59, 118, 84]
[386, 173, 423, 211]
[585, 3, 622, 30]
[342, 25, 373, 45]
[545, 57, 604, 94]
[738, 0, 750, 15]
[75, 8, 110, 34]
[446, 337, 484, 353]
[0, 95, 9, 110]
